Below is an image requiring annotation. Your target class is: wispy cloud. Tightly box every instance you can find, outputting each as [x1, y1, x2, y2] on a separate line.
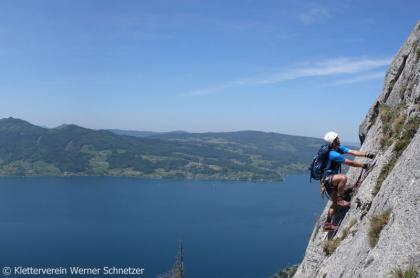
[184, 57, 392, 96]
[326, 71, 386, 86]
[249, 57, 391, 84]
[298, 7, 330, 25]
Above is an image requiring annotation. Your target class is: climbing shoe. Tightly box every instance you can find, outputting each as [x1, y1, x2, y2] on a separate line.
[323, 222, 338, 231]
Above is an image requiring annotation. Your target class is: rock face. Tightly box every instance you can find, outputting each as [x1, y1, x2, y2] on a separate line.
[294, 21, 420, 278]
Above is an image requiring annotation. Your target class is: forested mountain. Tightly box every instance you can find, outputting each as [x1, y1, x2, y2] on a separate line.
[0, 117, 323, 181]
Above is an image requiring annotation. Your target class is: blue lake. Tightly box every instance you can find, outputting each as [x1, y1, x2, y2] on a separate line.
[0, 175, 324, 278]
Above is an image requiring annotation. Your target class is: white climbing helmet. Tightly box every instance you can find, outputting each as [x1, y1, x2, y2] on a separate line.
[324, 131, 339, 144]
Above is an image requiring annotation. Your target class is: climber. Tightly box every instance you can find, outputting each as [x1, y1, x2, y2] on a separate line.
[322, 131, 375, 231]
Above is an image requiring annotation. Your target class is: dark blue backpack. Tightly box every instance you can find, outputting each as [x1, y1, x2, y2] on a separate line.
[309, 144, 331, 182]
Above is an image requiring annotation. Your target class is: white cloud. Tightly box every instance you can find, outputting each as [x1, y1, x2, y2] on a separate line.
[254, 57, 391, 84]
[298, 7, 330, 25]
[183, 57, 392, 96]
[326, 71, 386, 86]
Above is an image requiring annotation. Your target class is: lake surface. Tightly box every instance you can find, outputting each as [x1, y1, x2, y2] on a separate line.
[0, 175, 324, 278]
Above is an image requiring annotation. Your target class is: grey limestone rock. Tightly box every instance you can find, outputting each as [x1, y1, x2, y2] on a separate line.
[294, 21, 420, 278]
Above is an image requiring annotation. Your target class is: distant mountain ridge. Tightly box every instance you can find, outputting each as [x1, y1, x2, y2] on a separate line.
[108, 129, 188, 138]
[108, 128, 360, 147]
[0, 117, 324, 181]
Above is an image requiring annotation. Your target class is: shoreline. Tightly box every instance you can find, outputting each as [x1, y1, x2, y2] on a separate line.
[0, 172, 312, 183]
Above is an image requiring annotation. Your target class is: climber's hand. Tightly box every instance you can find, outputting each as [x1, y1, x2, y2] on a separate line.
[362, 163, 370, 170]
[365, 152, 376, 159]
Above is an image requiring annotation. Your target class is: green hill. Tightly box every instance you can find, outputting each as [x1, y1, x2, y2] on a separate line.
[0, 117, 323, 181]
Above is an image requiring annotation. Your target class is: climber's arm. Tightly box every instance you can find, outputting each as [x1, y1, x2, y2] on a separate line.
[348, 149, 367, 157]
[348, 149, 376, 159]
[343, 159, 368, 168]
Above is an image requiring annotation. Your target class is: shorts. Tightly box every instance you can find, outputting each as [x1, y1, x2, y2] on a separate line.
[324, 174, 337, 195]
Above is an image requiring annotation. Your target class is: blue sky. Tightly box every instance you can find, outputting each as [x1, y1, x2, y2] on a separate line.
[0, 0, 419, 142]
